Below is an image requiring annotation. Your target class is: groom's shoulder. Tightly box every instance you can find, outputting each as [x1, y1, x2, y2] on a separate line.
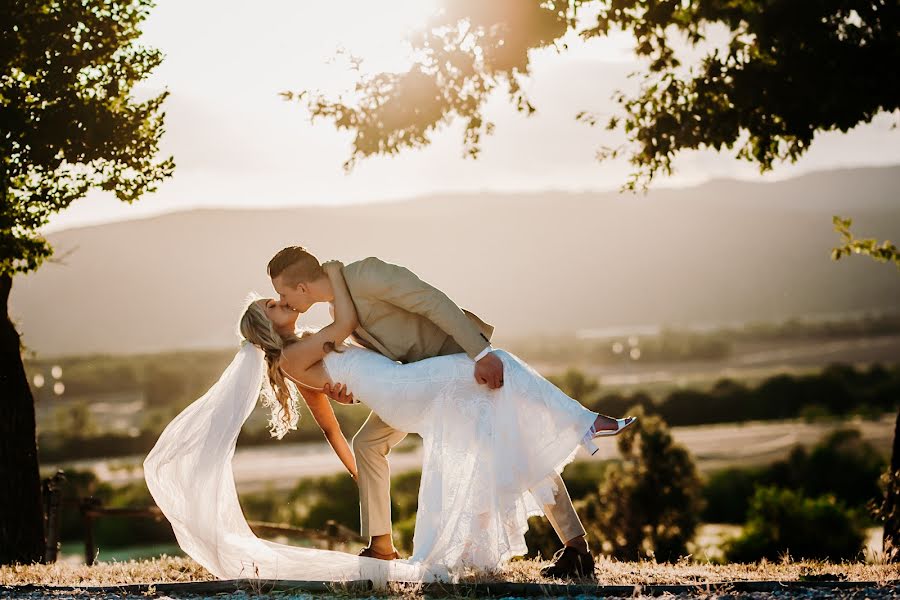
[344, 256, 390, 284]
[346, 256, 386, 269]
[345, 256, 409, 275]
[345, 256, 384, 277]
[344, 256, 418, 289]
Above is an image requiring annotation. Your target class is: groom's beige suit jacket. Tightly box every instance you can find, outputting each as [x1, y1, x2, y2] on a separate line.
[340, 257, 493, 363]
[337, 258, 585, 545]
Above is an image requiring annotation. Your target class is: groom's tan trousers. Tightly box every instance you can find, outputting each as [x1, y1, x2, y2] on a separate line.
[352, 411, 587, 543]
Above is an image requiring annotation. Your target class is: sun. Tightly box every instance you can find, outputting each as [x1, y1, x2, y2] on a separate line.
[325, 0, 442, 75]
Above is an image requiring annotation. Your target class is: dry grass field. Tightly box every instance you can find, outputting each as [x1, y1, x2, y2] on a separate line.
[3, 555, 899, 588]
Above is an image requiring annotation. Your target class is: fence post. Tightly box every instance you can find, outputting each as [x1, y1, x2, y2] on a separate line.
[42, 470, 66, 563]
[324, 520, 337, 550]
[80, 497, 102, 566]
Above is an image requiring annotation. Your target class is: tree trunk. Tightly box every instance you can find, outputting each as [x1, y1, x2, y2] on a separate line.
[0, 273, 45, 565]
[883, 407, 900, 562]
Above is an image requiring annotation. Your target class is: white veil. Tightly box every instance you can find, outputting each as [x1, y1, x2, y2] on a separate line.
[143, 343, 439, 584]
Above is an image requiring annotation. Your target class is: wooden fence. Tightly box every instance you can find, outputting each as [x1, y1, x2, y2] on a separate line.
[41, 470, 364, 565]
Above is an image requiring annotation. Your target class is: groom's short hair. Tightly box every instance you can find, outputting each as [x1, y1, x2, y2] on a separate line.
[268, 246, 324, 284]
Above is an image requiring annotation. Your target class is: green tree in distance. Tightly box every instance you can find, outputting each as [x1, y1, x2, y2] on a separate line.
[548, 368, 599, 402]
[0, 0, 172, 565]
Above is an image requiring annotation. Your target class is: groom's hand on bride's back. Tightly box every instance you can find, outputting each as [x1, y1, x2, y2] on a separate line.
[323, 382, 356, 404]
[475, 352, 504, 390]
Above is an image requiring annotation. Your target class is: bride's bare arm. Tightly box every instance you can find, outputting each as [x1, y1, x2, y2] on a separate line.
[324, 260, 359, 337]
[281, 261, 359, 372]
[298, 387, 358, 480]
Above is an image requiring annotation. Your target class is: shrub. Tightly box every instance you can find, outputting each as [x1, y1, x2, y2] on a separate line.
[289, 473, 360, 531]
[394, 514, 417, 554]
[723, 486, 866, 562]
[701, 467, 764, 524]
[577, 407, 704, 561]
[702, 428, 885, 523]
[52, 470, 175, 548]
[523, 515, 560, 559]
[548, 369, 599, 403]
[776, 428, 884, 511]
[390, 470, 422, 523]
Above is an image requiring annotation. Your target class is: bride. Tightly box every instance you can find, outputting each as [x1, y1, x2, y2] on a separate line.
[144, 260, 634, 584]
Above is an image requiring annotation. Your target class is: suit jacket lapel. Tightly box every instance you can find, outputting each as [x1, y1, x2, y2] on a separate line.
[353, 324, 395, 360]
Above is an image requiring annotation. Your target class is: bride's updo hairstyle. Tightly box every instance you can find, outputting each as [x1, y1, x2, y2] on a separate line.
[239, 299, 298, 431]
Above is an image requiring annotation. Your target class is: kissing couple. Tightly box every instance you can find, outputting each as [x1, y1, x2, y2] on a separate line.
[144, 247, 635, 584]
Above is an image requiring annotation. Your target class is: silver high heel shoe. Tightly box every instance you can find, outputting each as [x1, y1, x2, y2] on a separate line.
[580, 416, 637, 455]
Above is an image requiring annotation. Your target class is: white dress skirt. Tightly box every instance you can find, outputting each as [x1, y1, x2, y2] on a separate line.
[144, 343, 598, 585]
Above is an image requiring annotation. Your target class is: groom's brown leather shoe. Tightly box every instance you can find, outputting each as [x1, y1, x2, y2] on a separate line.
[540, 546, 596, 580]
[358, 546, 401, 560]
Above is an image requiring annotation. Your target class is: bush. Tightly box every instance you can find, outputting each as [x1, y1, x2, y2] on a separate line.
[523, 515, 560, 559]
[52, 470, 175, 548]
[723, 486, 866, 562]
[288, 472, 360, 531]
[577, 407, 704, 561]
[772, 428, 884, 511]
[390, 470, 422, 523]
[583, 392, 654, 421]
[701, 467, 764, 524]
[554, 461, 610, 505]
[571, 363, 900, 430]
[799, 403, 834, 422]
[547, 369, 599, 403]
[702, 427, 886, 523]
[394, 514, 417, 554]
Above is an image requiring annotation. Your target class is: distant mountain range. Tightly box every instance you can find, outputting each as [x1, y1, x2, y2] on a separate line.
[12, 165, 900, 357]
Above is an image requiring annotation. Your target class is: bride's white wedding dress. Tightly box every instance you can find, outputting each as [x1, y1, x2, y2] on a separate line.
[144, 343, 598, 585]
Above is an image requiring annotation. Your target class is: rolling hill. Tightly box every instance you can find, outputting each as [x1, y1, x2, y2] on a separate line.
[12, 165, 900, 357]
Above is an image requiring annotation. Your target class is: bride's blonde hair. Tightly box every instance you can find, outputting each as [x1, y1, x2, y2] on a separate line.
[238, 297, 343, 436]
[239, 299, 299, 434]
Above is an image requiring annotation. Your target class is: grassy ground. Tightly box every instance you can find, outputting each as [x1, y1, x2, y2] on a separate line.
[3, 555, 899, 587]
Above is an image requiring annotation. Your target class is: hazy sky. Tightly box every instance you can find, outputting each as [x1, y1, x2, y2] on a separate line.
[45, 0, 900, 232]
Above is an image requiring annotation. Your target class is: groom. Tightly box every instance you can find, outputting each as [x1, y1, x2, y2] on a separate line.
[268, 246, 596, 578]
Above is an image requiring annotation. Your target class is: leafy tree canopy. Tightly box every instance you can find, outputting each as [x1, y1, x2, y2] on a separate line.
[296, 0, 900, 189]
[1, 0, 173, 276]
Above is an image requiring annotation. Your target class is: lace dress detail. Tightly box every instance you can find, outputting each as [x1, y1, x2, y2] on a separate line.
[322, 346, 598, 574]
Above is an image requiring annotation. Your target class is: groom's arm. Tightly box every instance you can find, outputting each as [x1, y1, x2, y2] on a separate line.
[349, 257, 491, 360]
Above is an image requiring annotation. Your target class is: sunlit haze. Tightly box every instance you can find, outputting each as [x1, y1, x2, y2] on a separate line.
[8, 2, 900, 575]
[45, 0, 900, 232]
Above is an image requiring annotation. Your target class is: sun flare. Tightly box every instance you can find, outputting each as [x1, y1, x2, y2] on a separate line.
[321, 0, 441, 76]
